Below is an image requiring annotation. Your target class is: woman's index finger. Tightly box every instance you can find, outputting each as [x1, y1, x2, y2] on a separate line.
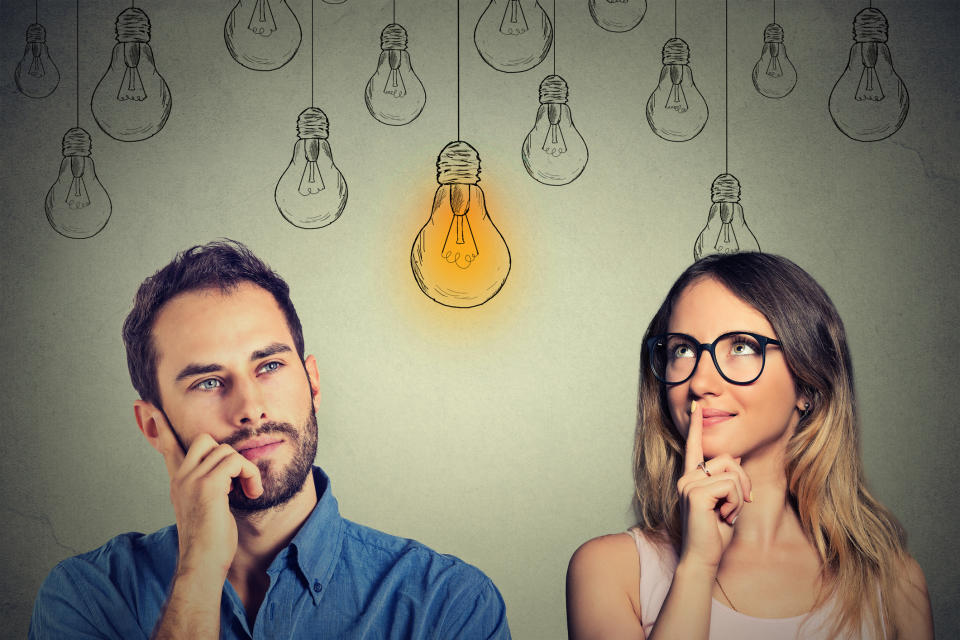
[684, 400, 704, 473]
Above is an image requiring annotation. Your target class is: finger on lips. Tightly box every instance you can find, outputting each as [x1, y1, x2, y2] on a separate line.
[684, 399, 704, 474]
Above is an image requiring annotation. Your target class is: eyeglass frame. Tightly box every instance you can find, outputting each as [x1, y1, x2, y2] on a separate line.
[645, 331, 783, 386]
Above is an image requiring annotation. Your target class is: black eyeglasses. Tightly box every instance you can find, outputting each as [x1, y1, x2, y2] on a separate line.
[646, 331, 782, 385]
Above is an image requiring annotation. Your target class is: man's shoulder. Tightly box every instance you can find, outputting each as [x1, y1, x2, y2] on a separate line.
[54, 524, 179, 577]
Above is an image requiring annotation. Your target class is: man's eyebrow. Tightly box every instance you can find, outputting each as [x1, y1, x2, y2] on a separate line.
[175, 363, 222, 382]
[251, 343, 292, 360]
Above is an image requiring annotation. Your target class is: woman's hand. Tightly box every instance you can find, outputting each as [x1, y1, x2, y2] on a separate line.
[676, 401, 753, 571]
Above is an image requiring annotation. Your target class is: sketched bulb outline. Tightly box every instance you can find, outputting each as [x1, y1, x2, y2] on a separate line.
[275, 107, 348, 229]
[828, 7, 908, 141]
[15, 23, 60, 98]
[474, 0, 553, 73]
[588, 0, 647, 33]
[90, 7, 172, 142]
[225, 0, 302, 71]
[521, 75, 588, 185]
[646, 38, 708, 142]
[693, 174, 760, 260]
[364, 23, 426, 126]
[411, 141, 511, 308]
[752, 23, 797, 99]
[45, 127, 112, 239]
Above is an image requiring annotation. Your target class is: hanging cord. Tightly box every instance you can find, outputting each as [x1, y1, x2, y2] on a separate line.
[552, 0, 556, 75]
[674, 0, 677, 37]
[311, 0, 315, 106]
[75, 0, 79, 127]
[773, 0, 776, 24]
[36, 0, 39, 24]
[393, 0, 396, 24]
[456, 0, 460, 140]
[724, 0, 728, 173]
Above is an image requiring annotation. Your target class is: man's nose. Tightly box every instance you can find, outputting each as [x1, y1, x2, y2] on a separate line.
[230, 377, 267, 426]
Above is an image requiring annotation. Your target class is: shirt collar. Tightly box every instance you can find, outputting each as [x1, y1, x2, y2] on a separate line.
[276, 466, 344, 605]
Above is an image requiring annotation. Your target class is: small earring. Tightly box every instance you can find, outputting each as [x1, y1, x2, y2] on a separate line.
[800, 402, 811, 418]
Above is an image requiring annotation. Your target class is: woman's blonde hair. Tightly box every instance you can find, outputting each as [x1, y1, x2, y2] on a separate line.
[633, 252, 906, 638]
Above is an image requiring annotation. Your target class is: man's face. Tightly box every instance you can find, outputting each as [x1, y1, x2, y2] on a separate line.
[147, 281, 320, 511]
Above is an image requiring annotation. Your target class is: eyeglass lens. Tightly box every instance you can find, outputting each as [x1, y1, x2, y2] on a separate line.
[652, 333, 765, 383]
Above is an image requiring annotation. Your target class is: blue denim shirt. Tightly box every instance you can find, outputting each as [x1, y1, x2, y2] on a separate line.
[30, 467, 510, 639]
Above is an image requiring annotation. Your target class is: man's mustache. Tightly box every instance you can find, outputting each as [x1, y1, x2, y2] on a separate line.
[221, 422, 299, 449]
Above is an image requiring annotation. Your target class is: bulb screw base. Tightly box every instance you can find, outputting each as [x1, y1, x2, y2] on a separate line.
[116, 7, 151, 43]
[437, 141, 480, 185]
[381, 23, 408, 50]
[297, 108, 330, 140]
[662, 38, 690, 65]
[62, 127, 92, 157]
[853, 8, 888, 43]
[711, 173, 741, 203]
[763, 23, 784, 43]
[26, 23, 46, 43]
[539, 75, 569, 104]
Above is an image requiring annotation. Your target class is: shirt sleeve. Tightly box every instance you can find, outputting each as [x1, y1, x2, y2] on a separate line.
[439, 573, 512, 640]
[29, 560, 150, 640]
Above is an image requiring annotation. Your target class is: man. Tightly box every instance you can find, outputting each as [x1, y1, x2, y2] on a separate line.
[30, 240, 510, 639]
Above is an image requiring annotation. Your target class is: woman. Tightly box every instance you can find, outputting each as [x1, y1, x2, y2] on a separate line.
[566, 253, 932, 639]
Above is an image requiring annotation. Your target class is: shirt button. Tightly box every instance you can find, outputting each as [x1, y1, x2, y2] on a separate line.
[313, 580, 322, 593]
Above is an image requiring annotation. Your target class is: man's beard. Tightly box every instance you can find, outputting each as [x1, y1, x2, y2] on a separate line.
[221, 407, 319, 513]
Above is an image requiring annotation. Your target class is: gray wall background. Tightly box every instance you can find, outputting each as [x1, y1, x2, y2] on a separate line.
[1, 0, 958, 637]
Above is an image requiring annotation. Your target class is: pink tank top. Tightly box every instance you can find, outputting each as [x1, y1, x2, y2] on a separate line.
[627, 527, 881, 639]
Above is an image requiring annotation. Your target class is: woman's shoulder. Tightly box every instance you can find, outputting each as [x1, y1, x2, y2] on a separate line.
[569, 532, 639, 578]
[890, 554, 933, 639]
[567, 532, 645, 639]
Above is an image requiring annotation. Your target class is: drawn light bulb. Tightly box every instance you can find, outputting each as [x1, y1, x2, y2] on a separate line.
[91, 7, 172, 142]
[411, 141, 511, 308]
[45, 127, 112, 239]
[646, 38, 708, 142]
[15, 23, 60, 98]
[752, 23, 797, 99]
[275, 107, 347, 229]
[364, 23, 426, 126]
[693, 174, 759, 260]
[225, 0, 301, 71]
[588, 0, 646, 33]
[521, 75, 588, 185]
[474, 0, 553, 73]
[829, 7, 908, 142]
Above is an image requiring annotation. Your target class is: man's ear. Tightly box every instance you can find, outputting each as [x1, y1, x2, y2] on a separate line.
[134, 400, 166, 454]
[303, 355, 321, 405]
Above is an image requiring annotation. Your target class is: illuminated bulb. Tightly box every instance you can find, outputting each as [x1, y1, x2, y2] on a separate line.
[829, 7, 908, 141]
[364, 24, 426, 126]
[91, 8, 172, 142]
[694, 174, 759, 260]
[752, 23, 797, 99]
[45, 127, 112, 239]
[588, 0, 646, 33]
[15, 23, 60, 98]
[411, 141, 511, 308]
[646, 38, 708, 142]
[521, 75, 588, 185]
[474, 0, 553, 73]
[275, 107, 347, 229]
[224, 0, 301, 71]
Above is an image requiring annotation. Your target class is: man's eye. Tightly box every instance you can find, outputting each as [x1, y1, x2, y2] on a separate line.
[258, 361, 282, 374]
[196, 378, 222, 391]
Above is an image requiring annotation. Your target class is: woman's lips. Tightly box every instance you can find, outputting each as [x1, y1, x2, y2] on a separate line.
[700, 408, 735, 427]
[238, 440, 283, 460]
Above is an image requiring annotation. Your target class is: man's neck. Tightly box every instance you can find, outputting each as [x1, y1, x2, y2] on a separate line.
[226, 474, 319, 621]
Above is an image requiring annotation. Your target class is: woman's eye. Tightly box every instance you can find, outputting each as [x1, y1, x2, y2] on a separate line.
[196, 378, 222, 391]
[731, 341, 758, 355]
[672, 344, 695, 358]
[258, 361, 282, 374]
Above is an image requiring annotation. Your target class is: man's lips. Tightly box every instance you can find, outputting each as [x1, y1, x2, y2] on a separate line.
[235, 437, 284, 460]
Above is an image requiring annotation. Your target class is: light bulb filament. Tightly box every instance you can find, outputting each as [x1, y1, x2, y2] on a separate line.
[855, 43, 884, 101]
[66, 157, 91, 209]
[248, 0, 278, 36]
[29, 45, 45, 77]
[765, 44, 783, 77]
[384, 50, 407, 97]
[441, 185, 479, 270]
[665, 65, 688, 112]
[714, 222, 739, 253]
[118, 44, 147, 101]
[500, 0, 529, 35]
[298, 138, 326, 195]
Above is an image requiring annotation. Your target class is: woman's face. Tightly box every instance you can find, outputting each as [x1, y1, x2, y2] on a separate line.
[665, 276, 806, 461]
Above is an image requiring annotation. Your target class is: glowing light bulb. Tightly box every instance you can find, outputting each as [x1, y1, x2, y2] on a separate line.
[45, 127, 112, 239]
[646, 38, 708, 142]
[15, 23, 60, 99]
[829, 7, 908, 142]
[752, 23, 797, 99]
[275, 107, 347, 229]
[225, 0, 301, 71]
[91, 8, 172, 142]
[588, 0, 646, 33]
[411, 141, 511, 308]
[474, 0, 553, 73]
[364, 23, 426, 126]
[693, 174, 759, 260]
[521, 75, 588, 185]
